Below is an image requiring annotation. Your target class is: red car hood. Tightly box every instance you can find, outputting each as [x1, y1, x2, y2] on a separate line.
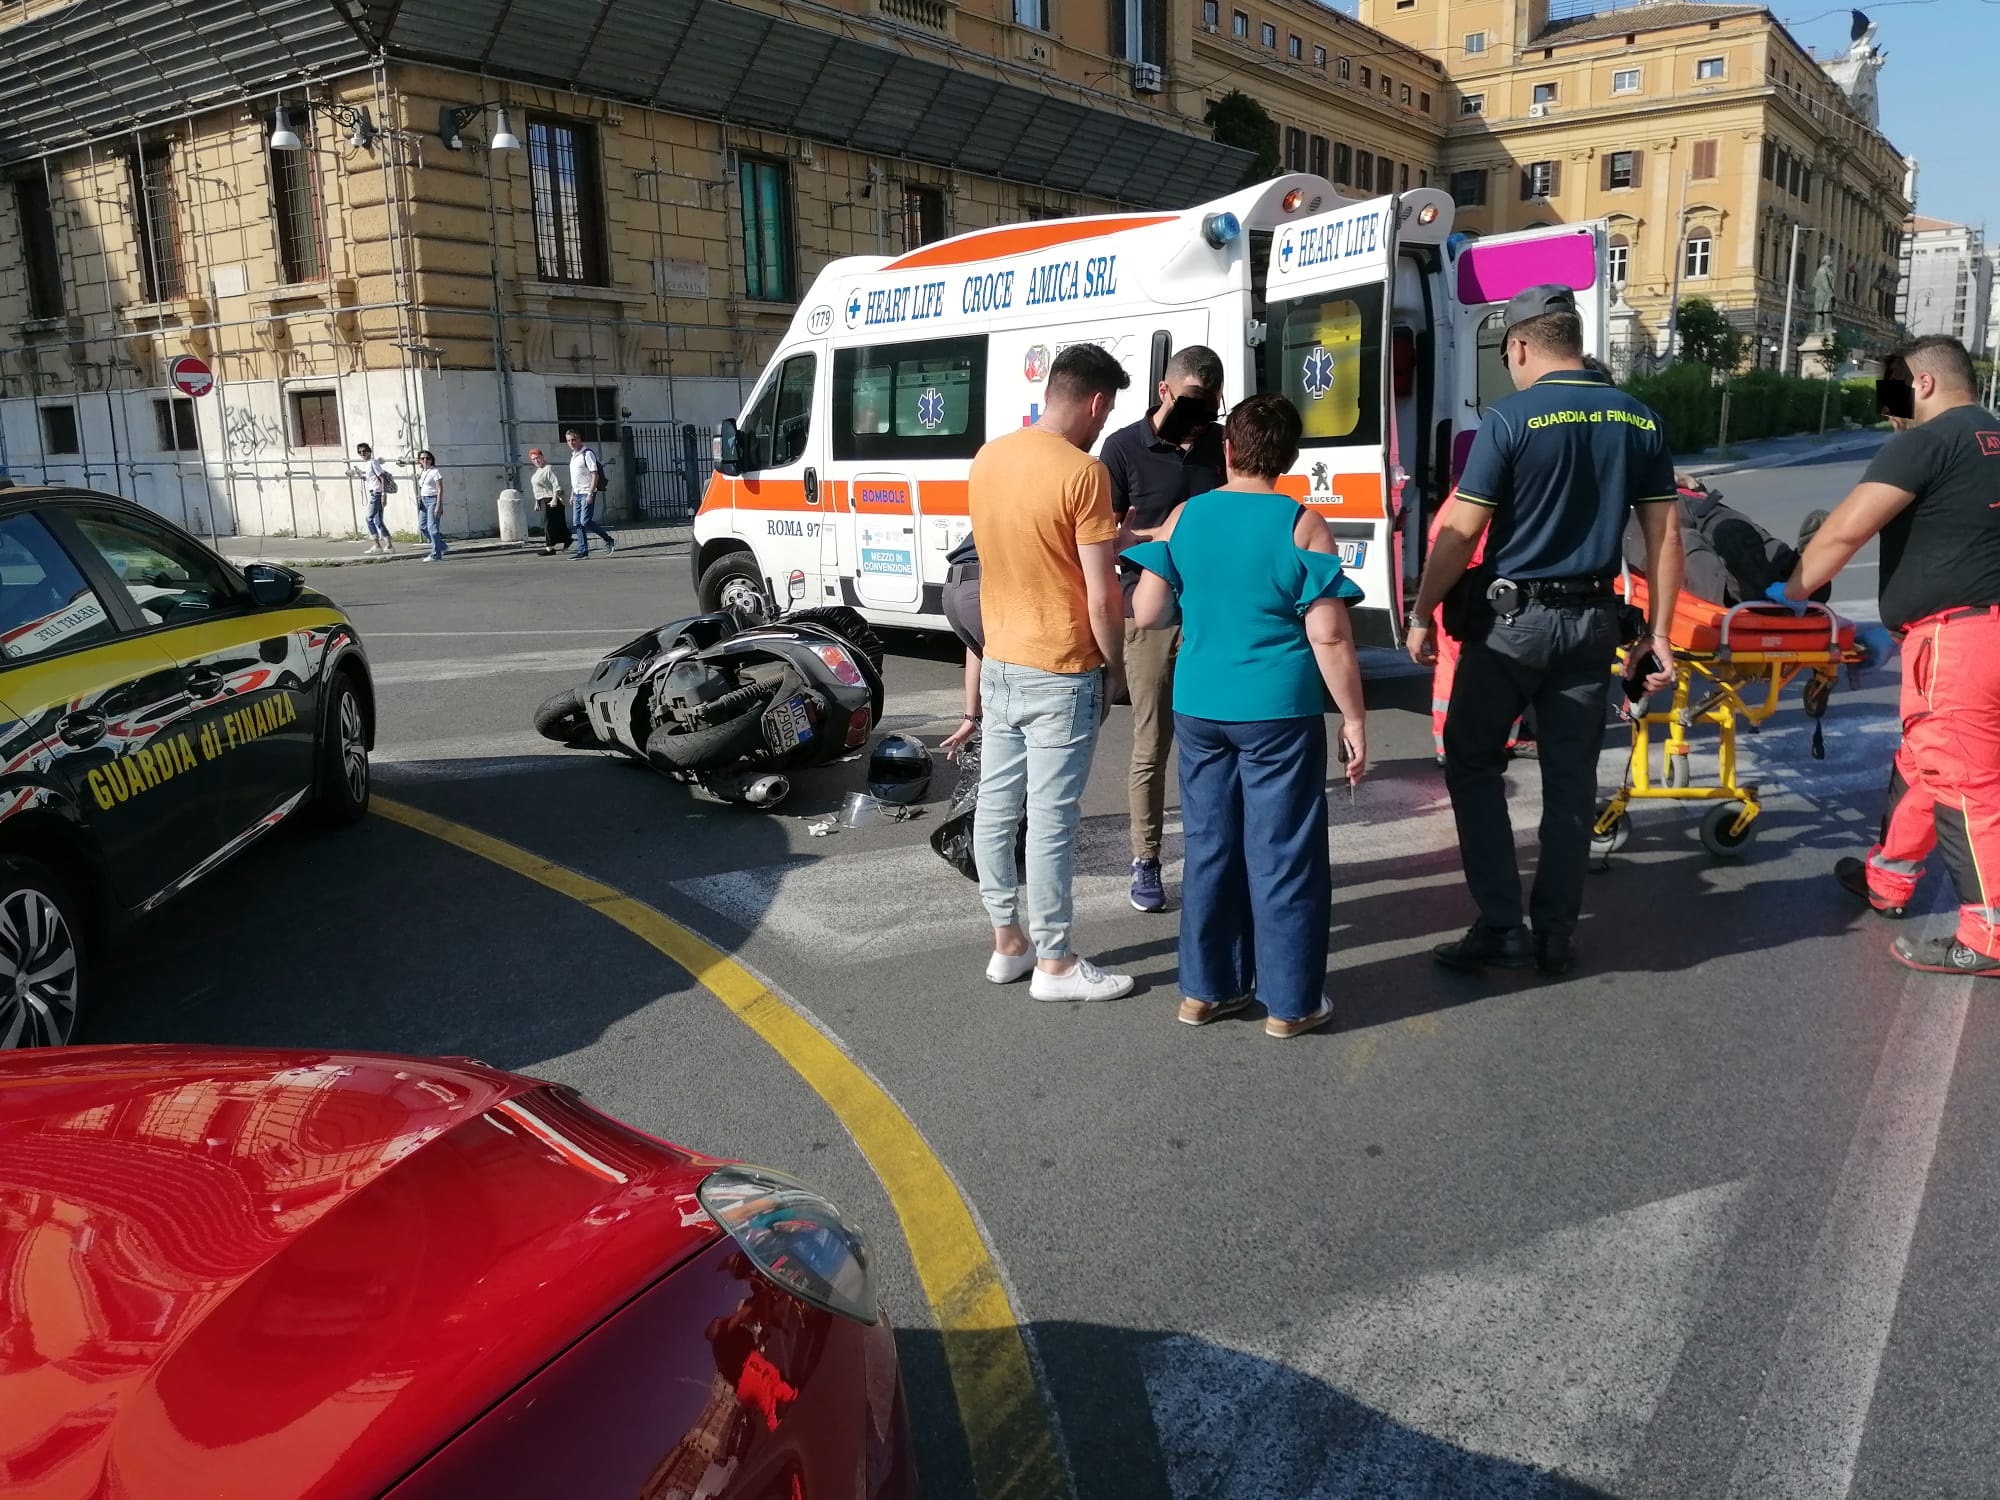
[0, 1046, 725, 1500]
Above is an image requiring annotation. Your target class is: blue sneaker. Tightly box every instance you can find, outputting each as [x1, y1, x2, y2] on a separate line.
[1129, 857, 1166, 913]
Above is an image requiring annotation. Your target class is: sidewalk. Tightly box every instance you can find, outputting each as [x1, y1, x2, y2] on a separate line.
[1675, 427, 1888, 479]
[221, 532, 689, 567]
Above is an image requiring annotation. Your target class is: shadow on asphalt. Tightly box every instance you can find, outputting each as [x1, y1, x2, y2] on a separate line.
[904, 1322, 1618, 1499]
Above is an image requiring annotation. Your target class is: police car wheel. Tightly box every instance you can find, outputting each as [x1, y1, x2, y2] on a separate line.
[310, 672, 370, 828]
[0, 860, 86, 1049]
[1699, 802, 1756, 859]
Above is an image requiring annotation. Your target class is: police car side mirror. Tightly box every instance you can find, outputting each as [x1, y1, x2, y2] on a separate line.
[715, 419, 743, 477]
[243, 561, 303, 608]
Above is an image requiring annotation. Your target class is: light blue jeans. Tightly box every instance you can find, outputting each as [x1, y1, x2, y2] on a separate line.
[364, 491, 390, 542]
[974, 659, 1104, 960]
[571, 493, 615, 555]
[418, 498, 447, 559]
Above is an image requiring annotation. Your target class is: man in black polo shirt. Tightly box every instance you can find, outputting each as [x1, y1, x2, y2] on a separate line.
[1781, 335, 2000, 977]
[1406, 285, 1682, 976]
[1100, 345, 1227, 913]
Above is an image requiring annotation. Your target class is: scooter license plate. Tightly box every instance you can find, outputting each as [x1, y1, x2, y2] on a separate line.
[771, 693, 815, 746]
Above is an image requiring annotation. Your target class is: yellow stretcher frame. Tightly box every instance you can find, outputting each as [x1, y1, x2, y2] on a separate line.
[1593, 601, 1864, 860]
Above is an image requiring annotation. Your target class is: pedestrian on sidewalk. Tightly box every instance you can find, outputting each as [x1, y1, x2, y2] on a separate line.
[1124, 395, 1366, 1039]
[566, 429, 617, 559]
[529, 447, 572, 554]
[354, 442, 395, 554]
[1100, 345, 1227, 915]
[415, 450, 448, 562]
[968, 343, 1134, 1004]
[1406, 284, 1682, 979]
[1780, 336, 2000, 977]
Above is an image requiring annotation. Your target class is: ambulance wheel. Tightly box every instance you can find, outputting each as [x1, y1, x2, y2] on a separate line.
[1700, 802, 1757, 859]
[1666, 755, 1693, 789]
[1590, 808, 1630, 859]
[699, 552, 769, 620]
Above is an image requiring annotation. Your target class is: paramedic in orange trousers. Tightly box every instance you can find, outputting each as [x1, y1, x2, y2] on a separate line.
[1780, 335, 2000, 977]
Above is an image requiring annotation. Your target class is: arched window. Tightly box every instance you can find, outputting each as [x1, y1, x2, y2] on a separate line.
[1608, 233, 1631, 287]
[1684, 228, 1712, 279]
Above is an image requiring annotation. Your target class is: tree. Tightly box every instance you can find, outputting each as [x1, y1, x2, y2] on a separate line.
[1821, 324, 1861, 374]
[1205, 91, 1280, 185]
[1674, 296, 1743, 372]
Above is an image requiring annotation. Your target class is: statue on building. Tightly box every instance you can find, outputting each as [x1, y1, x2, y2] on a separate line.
[1822, 8, 1886, 128]
[1811, 254, 1837, 334]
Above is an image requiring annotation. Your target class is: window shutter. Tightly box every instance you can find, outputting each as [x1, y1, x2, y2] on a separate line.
[1548, 160, 1561, 197]
[1521, 167, 1533, 201]
[1630, 149, 1644, 189]
[1109, 0, 1124, 59]
[1601, 154, 1614, 192]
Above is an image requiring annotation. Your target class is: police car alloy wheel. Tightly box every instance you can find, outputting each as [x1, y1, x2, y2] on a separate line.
[311, 673, 371, 828]
[0, 861, 84, 1049]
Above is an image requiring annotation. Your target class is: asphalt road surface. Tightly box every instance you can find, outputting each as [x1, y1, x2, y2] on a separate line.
[93, 441, 2000, 1500]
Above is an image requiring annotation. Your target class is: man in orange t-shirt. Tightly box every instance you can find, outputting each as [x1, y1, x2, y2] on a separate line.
[968, 342, 1133, 1003]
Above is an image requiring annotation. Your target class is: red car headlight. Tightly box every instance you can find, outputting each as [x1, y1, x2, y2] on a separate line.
[808, 643, 865, 686]
[697, 1167, 878, 1324]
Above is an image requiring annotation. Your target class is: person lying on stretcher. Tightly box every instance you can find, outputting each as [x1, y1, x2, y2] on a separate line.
[1622, 475, 1828, 606]
[1621, 475, 1893, 663]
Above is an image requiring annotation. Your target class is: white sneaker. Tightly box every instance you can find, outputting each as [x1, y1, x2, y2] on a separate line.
[986, 950, 1035, 985]
[1029, 957, 1135, 1003]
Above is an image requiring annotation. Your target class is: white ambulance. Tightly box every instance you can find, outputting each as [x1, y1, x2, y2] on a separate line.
[689, 175, 1608, 646]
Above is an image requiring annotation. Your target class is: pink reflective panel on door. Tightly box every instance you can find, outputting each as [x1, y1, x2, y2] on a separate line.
[1455, 234, 1599, 305]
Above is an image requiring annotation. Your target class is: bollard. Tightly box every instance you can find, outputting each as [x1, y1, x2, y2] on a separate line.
[495, 487, 530, 543]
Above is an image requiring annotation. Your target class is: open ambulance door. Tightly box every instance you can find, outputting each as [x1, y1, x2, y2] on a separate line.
[1447, 221, 1610, 484]
[1262, 193, 1402, 647]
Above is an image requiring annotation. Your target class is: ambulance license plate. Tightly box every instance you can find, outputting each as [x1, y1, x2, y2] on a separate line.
[770, 693, 815, 746]
[1338, 541, 1368, 568]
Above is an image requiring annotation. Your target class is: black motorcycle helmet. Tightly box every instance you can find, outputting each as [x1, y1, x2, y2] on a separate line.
[867, 733, 933, 805]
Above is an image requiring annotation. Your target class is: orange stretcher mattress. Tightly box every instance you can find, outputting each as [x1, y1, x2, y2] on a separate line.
[1622, 576, 1855, 657]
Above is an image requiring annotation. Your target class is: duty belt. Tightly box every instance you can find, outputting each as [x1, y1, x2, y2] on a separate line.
[1517, 576, 1617, 603]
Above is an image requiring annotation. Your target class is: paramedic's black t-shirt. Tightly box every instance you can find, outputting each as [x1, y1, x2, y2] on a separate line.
[1866, 405, 2000, 631]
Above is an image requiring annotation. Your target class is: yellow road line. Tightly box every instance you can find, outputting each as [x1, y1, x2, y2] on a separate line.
[374, 796, 1070, 1500]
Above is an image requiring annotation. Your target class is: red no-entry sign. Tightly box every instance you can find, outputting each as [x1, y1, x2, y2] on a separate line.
[168, 355, 214, 397]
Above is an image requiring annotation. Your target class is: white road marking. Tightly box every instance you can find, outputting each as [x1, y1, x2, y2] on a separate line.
[374, 730, 579, 766]
[1143, 1182, 1745, 1497]
[1723, 918, 1970, 1500]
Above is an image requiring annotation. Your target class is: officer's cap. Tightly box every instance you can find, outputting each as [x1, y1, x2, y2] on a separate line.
[1500, 283, 1578, 338]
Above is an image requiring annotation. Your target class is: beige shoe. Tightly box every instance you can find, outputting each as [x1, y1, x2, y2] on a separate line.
[1265, 999, 1336, 1039]
[1178, 995, 1252, 1026]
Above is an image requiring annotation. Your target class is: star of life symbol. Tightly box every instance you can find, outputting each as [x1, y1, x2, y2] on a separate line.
[1302, 346, 1335, 401]
[917, 387, 946, 430]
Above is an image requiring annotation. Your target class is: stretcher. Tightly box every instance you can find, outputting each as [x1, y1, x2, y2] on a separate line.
[1592, 576, 1866, 860]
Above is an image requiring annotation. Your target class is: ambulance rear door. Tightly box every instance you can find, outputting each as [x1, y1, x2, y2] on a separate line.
[1262, 193, 1401, 645]
[1448, 221, 1609, 481]
[828, 333, 986, 617]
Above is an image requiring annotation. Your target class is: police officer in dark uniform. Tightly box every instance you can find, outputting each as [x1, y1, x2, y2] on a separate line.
[1406, 285, 1684, 976]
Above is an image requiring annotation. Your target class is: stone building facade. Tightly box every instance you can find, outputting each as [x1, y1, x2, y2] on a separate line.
[1357, 0, 1911, 372]
[0, 0, 1452, 538]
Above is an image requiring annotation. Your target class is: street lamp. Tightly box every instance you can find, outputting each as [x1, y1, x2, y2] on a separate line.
[440, 104, 520, 153]
[271, 100, 376, 152]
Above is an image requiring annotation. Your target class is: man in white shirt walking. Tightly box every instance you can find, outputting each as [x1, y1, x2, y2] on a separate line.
[565, 429, 618, 559]
[354, 442, 395, 554]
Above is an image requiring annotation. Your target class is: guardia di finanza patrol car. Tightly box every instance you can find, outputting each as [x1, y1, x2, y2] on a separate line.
[0, 484, 374, 1048]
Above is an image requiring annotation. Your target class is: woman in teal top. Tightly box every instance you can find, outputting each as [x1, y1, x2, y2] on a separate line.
[1122, 394, 1367, 1039]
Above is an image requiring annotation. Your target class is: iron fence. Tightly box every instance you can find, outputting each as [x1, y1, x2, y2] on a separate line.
[624, 422, 714, 527]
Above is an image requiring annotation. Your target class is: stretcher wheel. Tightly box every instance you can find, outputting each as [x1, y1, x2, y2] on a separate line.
[1666, 755, 1692, 789]
[1590, 809, 1630, 858]
[1699, 802, 1756, 859]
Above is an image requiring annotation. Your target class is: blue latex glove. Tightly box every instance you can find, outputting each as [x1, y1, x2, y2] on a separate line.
[1763, 580, 1810, 616]
[1854, 622, 1896, 667]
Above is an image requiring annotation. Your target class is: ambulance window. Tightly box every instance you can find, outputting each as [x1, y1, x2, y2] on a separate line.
[833, 335, 987, 462]
[740, 353, 816, 471]
[1268, 283, 1383, 447]
[1473, 309, 1510, 412]
[0, 515, 118, 663]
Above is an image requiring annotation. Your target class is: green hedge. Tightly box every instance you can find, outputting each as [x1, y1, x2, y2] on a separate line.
[1621, 365, 1879, 453]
